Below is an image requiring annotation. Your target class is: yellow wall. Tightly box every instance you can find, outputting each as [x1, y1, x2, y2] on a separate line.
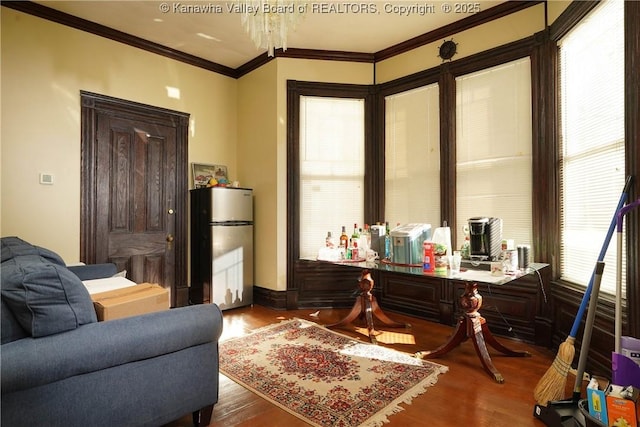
[1, 9, 237, 262]
[547, 1, 573, 26]
[1, 3, 562, 293]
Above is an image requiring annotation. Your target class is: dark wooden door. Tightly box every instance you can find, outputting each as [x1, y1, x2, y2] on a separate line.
[80, 92, 189, 307]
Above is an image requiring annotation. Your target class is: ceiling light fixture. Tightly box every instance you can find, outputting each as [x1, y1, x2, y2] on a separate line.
[241, 0, 303, 57]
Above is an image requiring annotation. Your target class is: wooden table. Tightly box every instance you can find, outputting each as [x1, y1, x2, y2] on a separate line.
[319, 259, 545, 382]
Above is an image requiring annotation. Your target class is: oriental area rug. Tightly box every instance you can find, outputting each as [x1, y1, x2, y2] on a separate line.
[219, 319, 448, 427]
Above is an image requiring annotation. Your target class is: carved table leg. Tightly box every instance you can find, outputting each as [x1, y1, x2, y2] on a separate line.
[468, 314, 505, 383]
[479, 319, 531, 358]
[369, 296, 407, 328]
[327, 269, 407, 344]
[363, 292, 378, 345]
[416, 282, 530, 383]
[326, 296, 366, 328]
[416, 316, 468, 358]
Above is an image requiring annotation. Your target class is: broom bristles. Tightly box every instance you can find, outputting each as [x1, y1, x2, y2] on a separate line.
[533, 336, 576, 406]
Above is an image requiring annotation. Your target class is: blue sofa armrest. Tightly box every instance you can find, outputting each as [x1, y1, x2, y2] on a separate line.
[1, 304, 223, 394]
[67, 263, 118, 281]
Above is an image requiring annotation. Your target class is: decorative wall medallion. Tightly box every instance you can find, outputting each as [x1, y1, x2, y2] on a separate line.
[438, 39, 458, 61]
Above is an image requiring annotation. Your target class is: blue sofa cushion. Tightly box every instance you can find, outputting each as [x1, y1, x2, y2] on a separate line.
[1, 256, 97, 338]
[1, 298, 28, 344]
[67, 263, 118, 281]
[1, 236, 65, 265]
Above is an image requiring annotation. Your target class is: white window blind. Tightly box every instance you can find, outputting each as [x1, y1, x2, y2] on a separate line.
[559, 0, 625, 296]
[455, 58, 533, 251]
[299, 96, 365, 259]
[385, 84, 441, 227]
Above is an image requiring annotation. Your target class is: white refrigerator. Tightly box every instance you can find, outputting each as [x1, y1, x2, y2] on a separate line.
[190, 187, 254, 310]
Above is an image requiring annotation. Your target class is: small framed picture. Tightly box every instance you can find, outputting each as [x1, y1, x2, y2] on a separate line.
[191, 163, 228, 188]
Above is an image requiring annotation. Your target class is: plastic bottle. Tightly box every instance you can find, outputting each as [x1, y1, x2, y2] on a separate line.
[423, 241, 435, 273]
[460, 225, 470, 259]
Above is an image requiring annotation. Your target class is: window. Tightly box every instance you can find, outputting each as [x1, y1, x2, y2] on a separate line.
[559, 0, 625, 296]
[298, 96, 365, 259]
[385, 84, 440, 227]
[455, 57, 533, 250]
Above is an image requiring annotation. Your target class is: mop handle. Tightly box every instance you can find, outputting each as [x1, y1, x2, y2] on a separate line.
[572, 261, 605, 402]
[569, 176, 633, 338]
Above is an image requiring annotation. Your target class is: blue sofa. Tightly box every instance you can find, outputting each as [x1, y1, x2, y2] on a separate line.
[1, 236, 223, 427]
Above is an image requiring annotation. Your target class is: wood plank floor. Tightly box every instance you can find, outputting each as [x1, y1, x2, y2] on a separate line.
[166, 304, 572, 427]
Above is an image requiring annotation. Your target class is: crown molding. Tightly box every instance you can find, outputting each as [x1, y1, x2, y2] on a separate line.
[2, 1, 239, 78]
[374, 1, 543, 62]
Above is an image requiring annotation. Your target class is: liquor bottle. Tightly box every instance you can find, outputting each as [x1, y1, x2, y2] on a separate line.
[352, 223, 360, 240]
[351, 241, 359, 260]
[384, 221, 392, 260]
[325, 231, 335, 248]
[339, 226, 349, 249]
[361, 224, 371, 251]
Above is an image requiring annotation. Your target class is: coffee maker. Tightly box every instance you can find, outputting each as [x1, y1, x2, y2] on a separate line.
[468, 217, 503, 261]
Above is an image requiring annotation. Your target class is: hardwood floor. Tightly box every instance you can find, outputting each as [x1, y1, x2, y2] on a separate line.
[167, 304, 570, 427]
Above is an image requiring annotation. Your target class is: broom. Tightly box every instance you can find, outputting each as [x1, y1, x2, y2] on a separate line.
[533, 176, 632, 406]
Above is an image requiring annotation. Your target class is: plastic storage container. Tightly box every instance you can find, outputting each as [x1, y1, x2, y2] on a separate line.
[577, 399, 606, 427]
[390, 223, 431, 265]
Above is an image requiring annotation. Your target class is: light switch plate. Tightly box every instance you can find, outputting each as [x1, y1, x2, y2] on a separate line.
[39, 173, 54, 185]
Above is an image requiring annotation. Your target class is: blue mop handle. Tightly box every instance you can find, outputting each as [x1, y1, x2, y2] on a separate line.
[569, 176, 633, 338]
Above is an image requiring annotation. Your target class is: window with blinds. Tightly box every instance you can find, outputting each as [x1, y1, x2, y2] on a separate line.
[299, 96, 365, 260]
[385, 84, 441, 228]
[559, 0, 625, 296]
[455, 58, 533, 251]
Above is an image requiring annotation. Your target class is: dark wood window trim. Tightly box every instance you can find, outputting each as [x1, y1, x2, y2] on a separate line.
[625, 0, 640, 338]
[286, 81, 376, 303]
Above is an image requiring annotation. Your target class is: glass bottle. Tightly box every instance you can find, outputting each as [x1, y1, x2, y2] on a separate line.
[351, 241, 359, 260]
[339, 226, 349, 249]
[384, 221, 392, 260]
[325, 231, 335, 248]
[361, 223, 371, 251]
[351, 223, 360, 240]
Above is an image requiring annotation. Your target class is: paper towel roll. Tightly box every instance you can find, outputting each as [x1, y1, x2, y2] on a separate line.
[431, 227, 452, 255]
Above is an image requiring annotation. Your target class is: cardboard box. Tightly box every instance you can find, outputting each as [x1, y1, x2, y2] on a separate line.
[605, 385, 639, 427]
[91, 283, 169, 321]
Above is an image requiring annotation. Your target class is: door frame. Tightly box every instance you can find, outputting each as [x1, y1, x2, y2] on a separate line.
[80, 91, 189, 305]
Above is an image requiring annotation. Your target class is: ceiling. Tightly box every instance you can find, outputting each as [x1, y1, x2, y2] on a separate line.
[33, 1, 505, 69]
